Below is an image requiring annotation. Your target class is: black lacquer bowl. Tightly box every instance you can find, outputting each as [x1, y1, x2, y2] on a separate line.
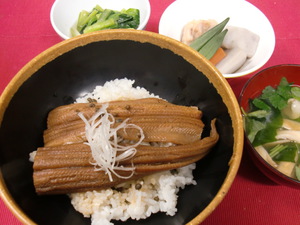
[0, 30, 243, 225]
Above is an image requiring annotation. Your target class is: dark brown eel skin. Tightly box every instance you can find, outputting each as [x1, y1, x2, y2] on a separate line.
[33, 98, 218, 195]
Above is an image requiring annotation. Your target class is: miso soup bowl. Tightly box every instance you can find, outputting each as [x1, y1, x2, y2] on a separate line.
[239, 64, 300, 190]
[0, 30, 244, 225]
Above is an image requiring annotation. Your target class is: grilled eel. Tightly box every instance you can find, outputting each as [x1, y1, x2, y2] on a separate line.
[46, 98, 202, 128]
[43, 115, 205, 146]
[33, 98, 218, 195]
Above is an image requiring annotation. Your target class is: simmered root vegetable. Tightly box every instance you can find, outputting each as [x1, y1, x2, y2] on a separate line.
[221, 26, 260, 58]
[181, 18, 260, 74]
[215, 47, 247, 73]
[216, 26, 260, 73]
[187, 18, 229, 62]
[242, 77, 300, 181]
[71, 5, 140, 37]
[209, 47, 227, 65]
[181, 19, 217, 45]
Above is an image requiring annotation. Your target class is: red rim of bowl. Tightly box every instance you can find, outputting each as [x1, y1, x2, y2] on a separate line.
[239, 64, 300, 189]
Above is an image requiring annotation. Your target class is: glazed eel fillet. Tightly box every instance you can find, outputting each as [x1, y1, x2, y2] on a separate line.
[33, 98, 219, 195]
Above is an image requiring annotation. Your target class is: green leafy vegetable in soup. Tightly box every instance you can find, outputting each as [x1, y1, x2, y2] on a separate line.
[242, 77, 300, 181]
[71, 5, 140, 37]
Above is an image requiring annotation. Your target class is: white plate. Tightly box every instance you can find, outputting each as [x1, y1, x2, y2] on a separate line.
[51, 0, 151, 40]
[159, 0, 275, 78]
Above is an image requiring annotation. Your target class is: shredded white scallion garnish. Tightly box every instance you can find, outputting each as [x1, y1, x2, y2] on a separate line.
[78, 103, 145, 182]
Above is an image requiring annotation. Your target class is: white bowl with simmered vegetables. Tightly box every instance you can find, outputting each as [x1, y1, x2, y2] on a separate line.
[50, 0, 151, 39]
[240, 65, 300, 189]
[158, 0, 275, 78]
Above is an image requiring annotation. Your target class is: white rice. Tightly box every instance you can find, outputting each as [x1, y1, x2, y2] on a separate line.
[70, 78, 197, 225]
[76, 78, 159, 103]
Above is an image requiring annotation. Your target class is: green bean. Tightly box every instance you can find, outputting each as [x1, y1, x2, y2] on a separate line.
[189, 17, 229, 51]
[198, 29, 228, 60]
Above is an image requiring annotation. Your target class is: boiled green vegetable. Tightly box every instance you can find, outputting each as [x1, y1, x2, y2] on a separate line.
[72, 5, 140, 36]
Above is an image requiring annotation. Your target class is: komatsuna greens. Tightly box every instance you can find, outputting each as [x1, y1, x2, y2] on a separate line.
[71, 5, 140, 37]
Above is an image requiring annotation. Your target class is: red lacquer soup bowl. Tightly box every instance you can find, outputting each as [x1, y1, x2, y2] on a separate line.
[239, 64, 300, 189]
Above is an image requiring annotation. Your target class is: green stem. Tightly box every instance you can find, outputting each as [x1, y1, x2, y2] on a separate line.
[83, 18, 117, 34]
[98, 9, 113, 22]
[269, 145, 287, 158]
